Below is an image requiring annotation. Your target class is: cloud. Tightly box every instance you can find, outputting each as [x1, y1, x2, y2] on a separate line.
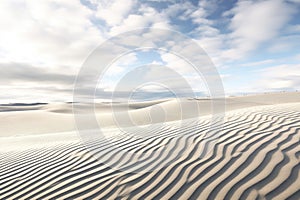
[0, 62, 78, 103]
[287, 0, 300, 3]
[222, 0, 296, 60]
[255, 64, 300, 90]
[160, 53, 195, 74]
[0, 62, 76, 85]
[106, 53, 138, 75]
[108, 4, 172, 35]
[0, 0, 103, 67]
[94, 0, 136, 26]
[286, 24, 300, 34]
[0, 0, 299, 102]
[267, 34, 300, 53]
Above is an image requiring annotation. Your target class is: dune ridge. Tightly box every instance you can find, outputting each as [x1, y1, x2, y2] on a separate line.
[1, 102, 299, 199]
[1, 92, 300, 137]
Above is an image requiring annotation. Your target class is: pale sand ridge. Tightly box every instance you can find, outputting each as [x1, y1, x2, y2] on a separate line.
[1, 91, 299, 137]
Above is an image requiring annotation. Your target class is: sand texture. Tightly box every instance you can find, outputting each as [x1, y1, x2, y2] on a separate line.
[1, 92, 300, 199]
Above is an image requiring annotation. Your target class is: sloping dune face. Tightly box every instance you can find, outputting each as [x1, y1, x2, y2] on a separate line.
[1, 103, 300, 199]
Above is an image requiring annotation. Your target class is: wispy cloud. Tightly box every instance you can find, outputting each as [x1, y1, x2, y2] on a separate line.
[255, 64, 300, 90]
[222, 0, 296, 60]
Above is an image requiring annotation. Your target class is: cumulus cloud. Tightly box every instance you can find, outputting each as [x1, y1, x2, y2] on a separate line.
[108, 4, 172, 35]
[94, 0, 136, 26]
[0, 0, 103, 67]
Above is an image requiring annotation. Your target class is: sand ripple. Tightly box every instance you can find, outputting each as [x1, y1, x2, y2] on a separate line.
[1, 103, 300, 199]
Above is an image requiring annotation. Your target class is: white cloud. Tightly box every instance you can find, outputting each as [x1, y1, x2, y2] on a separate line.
[97, 52, 139, 92]
[109, 14, 152, 35]
[267, 34, 300, 53]
[163, 1, 193, 19]
[160, 52, 196, 75]
[0, 61, 77, 103]
[94, 0, 136, 26]
[105, 52, 138, 76]
[222, 0, 296, 60]
[137, 84, 169, 92]
[0, 0, 103, 67]
[108, 4, 171, 36]
[190, 10, 212, 25]
[158, 52, 209, 93]
[256, 64, 300, 90]
[0, 0, 299, 102]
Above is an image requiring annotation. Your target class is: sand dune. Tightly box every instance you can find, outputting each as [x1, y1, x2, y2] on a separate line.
[1, 93, 300, 199]
[1, 92, 300, 137]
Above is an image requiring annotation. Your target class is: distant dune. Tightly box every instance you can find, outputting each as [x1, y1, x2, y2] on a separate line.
[1, 92, 300, 199]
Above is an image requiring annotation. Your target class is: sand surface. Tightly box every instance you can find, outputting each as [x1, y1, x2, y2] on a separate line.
[1, 92, 300, 199]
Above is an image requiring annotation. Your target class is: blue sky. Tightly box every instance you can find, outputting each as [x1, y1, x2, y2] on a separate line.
[0, 0, 299, 102]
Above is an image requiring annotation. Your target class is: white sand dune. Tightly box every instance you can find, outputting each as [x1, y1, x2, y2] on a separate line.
[1, 91, 300, 137]
[1, 92, 300, 199]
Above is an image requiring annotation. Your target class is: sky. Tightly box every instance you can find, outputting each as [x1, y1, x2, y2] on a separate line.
[0, 0, 299, 103]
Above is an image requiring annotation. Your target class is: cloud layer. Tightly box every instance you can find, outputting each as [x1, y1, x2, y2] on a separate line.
[0, 0, 299, 102]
